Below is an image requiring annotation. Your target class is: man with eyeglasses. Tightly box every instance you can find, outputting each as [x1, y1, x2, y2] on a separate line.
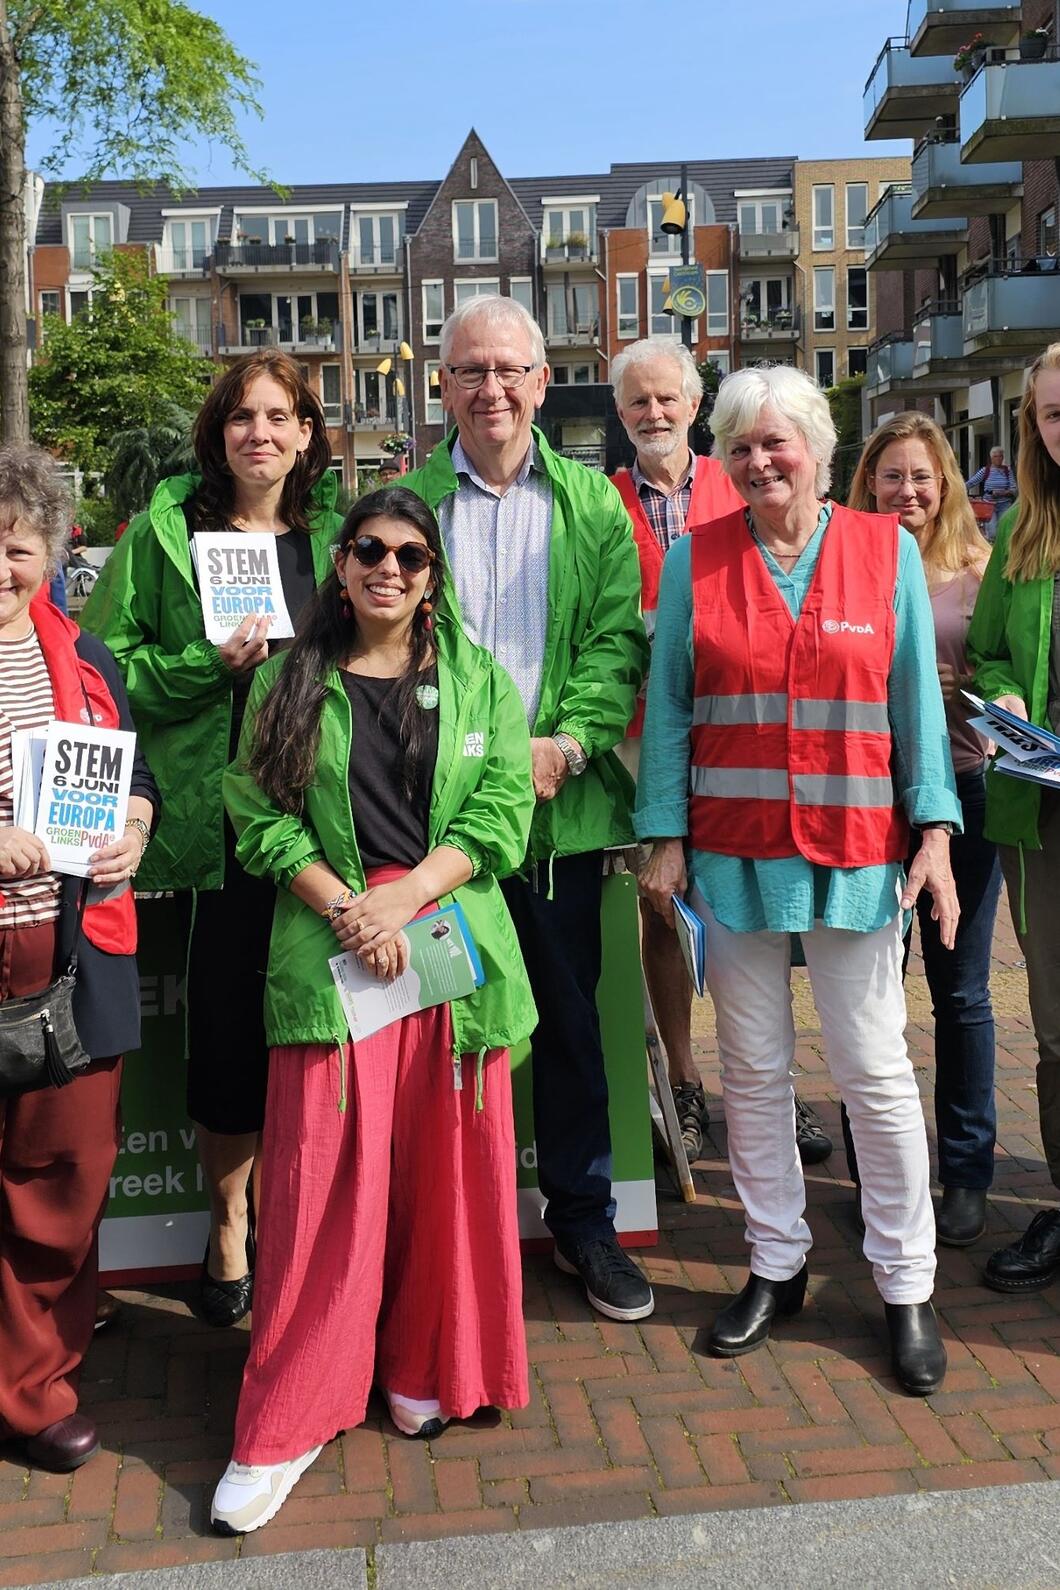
[403, 295, 652, 1323]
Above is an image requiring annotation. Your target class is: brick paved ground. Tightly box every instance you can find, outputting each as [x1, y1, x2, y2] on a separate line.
[2, 898, 1058, 1587]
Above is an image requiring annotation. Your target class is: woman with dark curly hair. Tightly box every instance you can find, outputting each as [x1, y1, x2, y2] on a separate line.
[82, 351, 342, 1327]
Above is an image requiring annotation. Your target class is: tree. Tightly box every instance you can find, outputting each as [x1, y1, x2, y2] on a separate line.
[826, 375, 866, 505]
[29, 248, 209, 473]
[690, 357, 723, 453]
[105, 398, 197, 520]
[0, 0, 266, 444]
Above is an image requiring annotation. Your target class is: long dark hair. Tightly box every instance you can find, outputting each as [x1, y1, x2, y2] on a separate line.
[247, 487, 446, 812]
[191, 350, 331, 533]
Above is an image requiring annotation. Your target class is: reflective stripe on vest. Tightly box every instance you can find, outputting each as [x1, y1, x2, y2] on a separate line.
[687, 504, 909, 867]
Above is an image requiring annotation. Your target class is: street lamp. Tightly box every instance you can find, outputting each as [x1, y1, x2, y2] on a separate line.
[659, 165, 693, 351]
[375, 340, 414, 466]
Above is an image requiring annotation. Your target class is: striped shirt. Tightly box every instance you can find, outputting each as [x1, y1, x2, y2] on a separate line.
[0, 627, 62, 928]
[437, 438, 553, 727]
[631, 452, 697, 554]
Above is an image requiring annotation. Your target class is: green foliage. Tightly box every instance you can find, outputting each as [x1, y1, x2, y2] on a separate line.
[105, 399, 197, 519]
[9, 0, 267, 191]
[827, 375, 865, 503]
[73, 491, 122, 546]
[690, 357, 723, 453]
[28, 250, 210, 473]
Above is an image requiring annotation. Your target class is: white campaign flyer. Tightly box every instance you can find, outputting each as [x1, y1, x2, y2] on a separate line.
[33, 721, 137, 878]
[9, 726, 48, 829]
[192, 532, 294, 644]
[329, 903, 484, 1042]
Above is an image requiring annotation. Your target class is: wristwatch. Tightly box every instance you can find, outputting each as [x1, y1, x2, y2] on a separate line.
[552, 732, 587, 777]
[919, 821, 956, 835]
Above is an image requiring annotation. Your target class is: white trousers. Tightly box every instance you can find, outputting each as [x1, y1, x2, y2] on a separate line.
[702, 903, 936, 1305]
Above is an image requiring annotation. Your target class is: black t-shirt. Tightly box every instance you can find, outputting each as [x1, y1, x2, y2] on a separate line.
[340, 665, 438, 871]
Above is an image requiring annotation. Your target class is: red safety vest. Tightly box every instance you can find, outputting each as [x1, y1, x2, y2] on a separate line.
[612, 455, 743, 736]
[688, 504, 909, 867]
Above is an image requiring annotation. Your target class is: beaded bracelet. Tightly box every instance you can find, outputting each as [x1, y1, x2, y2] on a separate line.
[322, 890, 355, 923]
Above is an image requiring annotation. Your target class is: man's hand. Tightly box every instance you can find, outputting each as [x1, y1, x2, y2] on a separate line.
[901, 829, 960, 950]
[0, 826, 50, 880]
[531, 737, 569, 802]
[637, 838, 687, 929]
[936, 662, 969, 705]
[990, 694, 1027, 721]
[219, 614, 272, 673]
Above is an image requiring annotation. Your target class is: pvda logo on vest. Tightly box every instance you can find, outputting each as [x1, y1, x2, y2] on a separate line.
[822, 617, 875, 635]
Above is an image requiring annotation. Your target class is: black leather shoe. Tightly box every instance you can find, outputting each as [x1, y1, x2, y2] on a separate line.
[936, 1187, 987, 1248]
[985, 1208, 1060, 1293]
[199, 1225, 255, 1328]
[25, 1413, 99, 1472]
[795, 1096, 832, 1165]
[707, 1266, 808, 1358]
[884, 1301, 946, 1396]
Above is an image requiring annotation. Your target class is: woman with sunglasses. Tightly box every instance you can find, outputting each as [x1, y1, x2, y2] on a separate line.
[847, 414, 999, 1246]
[82, 351, 342, 1328]
[211, 487, 535, 1535]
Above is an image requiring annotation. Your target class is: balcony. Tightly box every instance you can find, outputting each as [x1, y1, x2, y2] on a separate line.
[349, 408, 398, 431]
[910, 134, 1022, 218]
[348, 244, 403, 276]
[864, 186, 968, 270]
[541, 239, 597, 268]
[157, 246, 210, 277]
[739, 308, 801, 343]
[906, 0, 1021, 56]
[545, 321, 600, 348]
[910, 300, 975, 388]
[738, 228, 799, 262]
[962, 261, 1060, 355]
[959, 51, 1060, 162]
[173, 323, 213, 355]
[863, 38, 959, 140]
[865, 333, 918, 398]
[211, 239, 341, 274]
[217, 322, 342, 356]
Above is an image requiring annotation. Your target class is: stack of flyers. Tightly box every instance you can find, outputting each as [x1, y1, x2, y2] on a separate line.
[191, 532, 294, 644]
[962, 691, 1060, 788]
[13, 720, 137, 878]
[672, 894, 706, 998]
[329, 901, 485, 1042]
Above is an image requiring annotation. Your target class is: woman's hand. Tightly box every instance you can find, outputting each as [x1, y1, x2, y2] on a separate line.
[356, 932, 411, 982]
[0, 826, 51, 880]
[901, 829, 960, 950]
[88, 829, 145, 889]
[637, 838, 687, 928]
[331, 876, 426, 956]
[218, 614, 272, 673]
[936, 663, 970, 705]
[990, 694, 1027, 722]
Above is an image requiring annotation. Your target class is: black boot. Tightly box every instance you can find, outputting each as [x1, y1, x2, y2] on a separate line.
[936, 1187, 987, 1248]
[985, 1208, 1060, 1292]
[884, 1301, 946, 1396]
[707, 1266, 808, 1358]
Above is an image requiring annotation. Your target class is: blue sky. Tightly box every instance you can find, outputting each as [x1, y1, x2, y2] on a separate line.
[27, 0, 914, 186]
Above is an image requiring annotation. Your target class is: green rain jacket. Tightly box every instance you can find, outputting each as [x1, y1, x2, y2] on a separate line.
[402, 427, 649, 861]
[221, 614, 538, 1058]
[80, 471, 342, 891]
[967, 505, 1054, 851]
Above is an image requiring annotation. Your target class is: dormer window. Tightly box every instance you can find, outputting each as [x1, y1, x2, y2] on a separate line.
[69, 214, 112, 271]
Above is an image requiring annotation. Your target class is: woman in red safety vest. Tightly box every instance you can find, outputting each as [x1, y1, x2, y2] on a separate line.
[634, 364, 961, 1399]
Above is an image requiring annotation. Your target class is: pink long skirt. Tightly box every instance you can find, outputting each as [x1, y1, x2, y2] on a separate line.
[232, 1000, 528, 1463]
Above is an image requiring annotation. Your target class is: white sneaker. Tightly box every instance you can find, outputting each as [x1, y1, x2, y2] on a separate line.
[210, 1445, 322, 1534]
[385, 1390, 449, 1439]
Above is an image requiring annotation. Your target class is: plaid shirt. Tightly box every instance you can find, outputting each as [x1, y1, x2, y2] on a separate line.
[631, 453, 698, 554]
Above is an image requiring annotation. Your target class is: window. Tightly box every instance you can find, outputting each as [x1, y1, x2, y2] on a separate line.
[848, 346, 868, 379]
[1040, 206, 1058, 257]
[168, 295, 212, 350]
[453, 200, 498, 262]
[321, 364, 341, 425]
[616, 275, 638, 339]
[846, 267, 868, 331]
[738, 198, 786, 236]
[845, 184, 869, 250]
[648, 271, 675, 335]
[547, 281, 597, 339]
[648, 195, 693, 256]
[508, 277, 533, 315]
[164, 217, 211, 270]
[69, 289, 91, 317]
[469, 157, 479, 191]
[39, 290, 61, 319]
[552, 362, 597, 385]
[69, 214, 112, 271]
[454, 278, 500, 306]
[353, 212, 403, 268]
[815, 349, 835, 388]
[705, 351, 731, 376]
[424, 362, 443, 425]
[422, 280, 444, 342]
[741, 275, 791, 326]
[812, 185, 834, 250]
[814, 267, 835, 332]
[234, 212, 341, 246]
[356, 369, 389, 421]
[543, 203, 596, 255]
[357, 291, 399, 345]
[706, 271, 729, 336]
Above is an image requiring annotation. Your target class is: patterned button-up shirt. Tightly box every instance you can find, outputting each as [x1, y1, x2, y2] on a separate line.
[437, 438, 553, 728]
[631, 451, 698, 554]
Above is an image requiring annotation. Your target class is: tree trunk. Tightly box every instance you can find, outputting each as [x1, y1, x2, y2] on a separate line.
[0, 0, 29, 445]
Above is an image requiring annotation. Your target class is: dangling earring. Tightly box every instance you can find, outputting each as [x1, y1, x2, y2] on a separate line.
[420, 592, 434, 631]
[339, 583, 352, 619]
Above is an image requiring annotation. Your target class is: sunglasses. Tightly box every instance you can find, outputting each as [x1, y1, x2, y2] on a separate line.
[340, 535, 435, 575]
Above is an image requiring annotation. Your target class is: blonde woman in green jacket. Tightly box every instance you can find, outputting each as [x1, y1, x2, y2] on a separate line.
[967, 341, 1060, 1294]
[81, 352, 342, 1329]
[211, 487, 535, 1535]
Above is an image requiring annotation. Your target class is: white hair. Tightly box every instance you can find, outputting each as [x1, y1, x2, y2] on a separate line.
[710, 364, 836, 498]
[610, 338, 703, 409]
[438, 294, 546, 369]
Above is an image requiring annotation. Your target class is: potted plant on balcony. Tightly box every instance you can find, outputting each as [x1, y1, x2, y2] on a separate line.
[567, 230, 589, 260]
[546, 233, 566, 261]
[299, 315, 319, 342]
[953, 32, 986, 79]
[1020, 27, 1048, 60]
[244, 318, 267, 346]
[316, 316, 333, 343]
[774, 308, 793, 330]
[381, 431, 412, 456]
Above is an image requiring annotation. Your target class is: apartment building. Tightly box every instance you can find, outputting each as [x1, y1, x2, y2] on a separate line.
[861, 0, 1060, 473]
[29, 137, 902, 477]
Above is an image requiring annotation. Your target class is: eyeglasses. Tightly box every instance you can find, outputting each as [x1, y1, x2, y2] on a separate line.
[340, 535, 435, 574]
[875, 470, 941, 490]
[445, 364, 536, 390]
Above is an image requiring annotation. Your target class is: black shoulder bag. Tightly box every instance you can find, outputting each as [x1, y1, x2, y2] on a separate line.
[0, 886, 90, 1095]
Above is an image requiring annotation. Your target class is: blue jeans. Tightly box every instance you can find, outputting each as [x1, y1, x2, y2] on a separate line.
[842, 767, 1001, 1189]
